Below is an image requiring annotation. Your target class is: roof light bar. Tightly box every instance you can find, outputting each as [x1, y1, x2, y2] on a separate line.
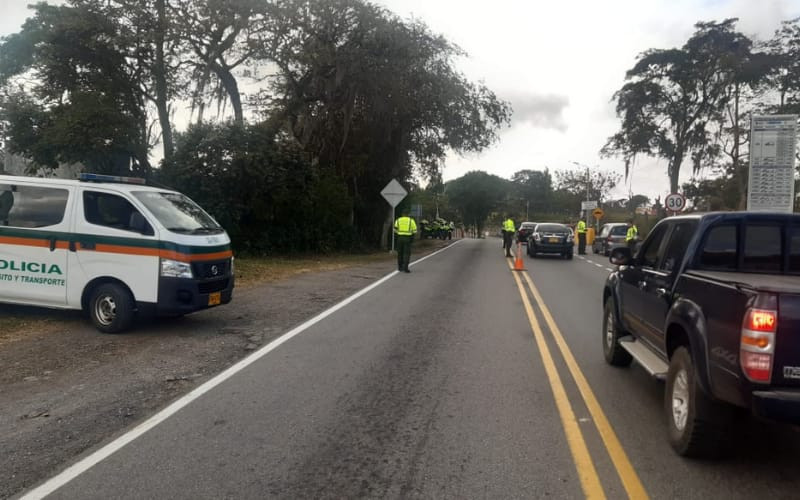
[79, 173, 147, 185]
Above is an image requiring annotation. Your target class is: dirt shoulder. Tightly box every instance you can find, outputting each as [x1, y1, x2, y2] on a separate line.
[0, 239, 453, 499]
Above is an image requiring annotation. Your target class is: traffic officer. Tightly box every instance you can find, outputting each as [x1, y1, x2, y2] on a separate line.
[576, 218, 588, 255]
[502, 215, 515, 258]
[626, 218, 639, 250]
[394, 209, 417, 273]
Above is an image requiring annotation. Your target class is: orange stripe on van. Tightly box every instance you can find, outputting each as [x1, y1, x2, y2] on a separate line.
[84, 246, 233, 262]
[0, 236, 51, 248]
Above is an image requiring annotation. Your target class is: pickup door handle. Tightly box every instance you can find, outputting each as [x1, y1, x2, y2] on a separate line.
[638, 280, 647, 290]
[49, 238, 56, 252]
[655, 288, 668, 298]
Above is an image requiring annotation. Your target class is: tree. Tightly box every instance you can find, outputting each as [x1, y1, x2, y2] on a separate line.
[446, 171, 509, 235]
[603, 19, 748, 194]
[510, 169, 552, 216]
[683, 175, 740, 211]
[628, 194, 650, 214]
[764, 18, 800, 114]
[257, 0, 510, 244]
[172, 0, 269, 126]
[0, 2, 151, 174]
[554, 168, 621, 203]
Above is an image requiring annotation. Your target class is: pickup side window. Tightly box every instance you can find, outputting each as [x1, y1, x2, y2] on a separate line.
[698, 225, 738, 270]
[660, 222, 698, 273]
[639, 223, 669, 269]
[0, 184, 69, 228]
[743, 225, 782, 272]
[788, 227, 800, 273]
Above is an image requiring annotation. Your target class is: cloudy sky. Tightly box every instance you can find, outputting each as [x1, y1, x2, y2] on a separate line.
[3, 0, 799, 201]
[376, 0, 800, 201]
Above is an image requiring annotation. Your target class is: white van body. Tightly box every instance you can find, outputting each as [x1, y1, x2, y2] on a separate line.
[0, 174, 234, 332]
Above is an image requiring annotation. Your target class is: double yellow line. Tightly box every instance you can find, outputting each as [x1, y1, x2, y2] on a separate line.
[507, 260, 648, 500]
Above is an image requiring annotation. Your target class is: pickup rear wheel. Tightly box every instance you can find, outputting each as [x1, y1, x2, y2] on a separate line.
[603, 299, 632, 366]
[665, 347, 728, 457]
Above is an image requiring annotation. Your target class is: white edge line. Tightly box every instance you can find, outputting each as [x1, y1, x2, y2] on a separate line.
[606, 268, 614, 272]
[410, 239, 463, 268]
[21, 240, 464, 500]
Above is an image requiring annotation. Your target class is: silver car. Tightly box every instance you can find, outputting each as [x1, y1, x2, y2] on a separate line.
[592, 223, 628, 256]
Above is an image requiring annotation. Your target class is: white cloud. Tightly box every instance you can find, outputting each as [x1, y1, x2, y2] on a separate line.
[505, 92, 569, 131]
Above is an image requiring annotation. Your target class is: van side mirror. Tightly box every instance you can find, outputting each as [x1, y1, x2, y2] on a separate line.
[129, 212, 154, 236]
[610, 247, 632, 266]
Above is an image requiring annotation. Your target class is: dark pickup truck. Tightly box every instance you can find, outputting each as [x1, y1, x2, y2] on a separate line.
[603, 212, 800, 457]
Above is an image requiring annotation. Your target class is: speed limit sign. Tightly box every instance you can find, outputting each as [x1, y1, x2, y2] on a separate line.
[665, 193, 686, 213]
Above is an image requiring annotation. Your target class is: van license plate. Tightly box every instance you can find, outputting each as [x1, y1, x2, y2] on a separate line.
[208, 292, 221, 306]
[549, 237, 559, 243]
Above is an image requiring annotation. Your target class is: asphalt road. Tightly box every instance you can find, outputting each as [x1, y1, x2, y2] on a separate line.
[22, 239, 800, 499]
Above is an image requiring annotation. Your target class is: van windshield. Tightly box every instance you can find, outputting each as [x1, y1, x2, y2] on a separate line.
[132, 191, 223, 234]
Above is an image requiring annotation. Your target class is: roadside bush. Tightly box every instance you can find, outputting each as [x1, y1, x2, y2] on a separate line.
[159, 122, 356, 254]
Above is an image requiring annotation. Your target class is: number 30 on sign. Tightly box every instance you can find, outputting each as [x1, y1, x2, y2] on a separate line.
[666, 193, 686, 212]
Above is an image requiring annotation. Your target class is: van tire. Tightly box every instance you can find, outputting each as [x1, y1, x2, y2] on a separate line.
[88, 283, 135, 334]
[665, 347, 729, 457]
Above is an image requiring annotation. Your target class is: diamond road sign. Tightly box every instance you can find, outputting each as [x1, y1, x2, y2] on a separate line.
[380, 178, 408, 208]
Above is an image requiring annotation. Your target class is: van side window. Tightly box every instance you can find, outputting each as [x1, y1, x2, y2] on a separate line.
[83, 191, 149, 233]
[698, 225, 738, 270]
[743, 225, 782, 272]
[0, 184, 69, 228]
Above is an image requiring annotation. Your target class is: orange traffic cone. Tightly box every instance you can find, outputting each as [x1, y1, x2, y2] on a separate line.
[514, 242, 525, 271]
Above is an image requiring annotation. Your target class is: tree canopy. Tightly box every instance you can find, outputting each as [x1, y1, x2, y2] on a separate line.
[0, 0, 510, 251]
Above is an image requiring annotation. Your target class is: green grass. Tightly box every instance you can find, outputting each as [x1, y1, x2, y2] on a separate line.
[234, 251, 395, 287]
[234, 239, 449, 287]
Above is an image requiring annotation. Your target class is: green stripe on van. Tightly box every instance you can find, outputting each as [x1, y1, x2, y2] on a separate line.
[0, 227, 231, 254]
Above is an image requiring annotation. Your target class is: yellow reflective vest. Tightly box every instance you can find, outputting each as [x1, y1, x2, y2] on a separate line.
[503, 219, 515, 232]
[626, 225, 638, 242]
[576, 220, 587, 234]
[394, 216, 417, 236]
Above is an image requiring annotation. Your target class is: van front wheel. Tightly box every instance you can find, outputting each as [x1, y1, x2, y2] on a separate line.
[89, 284, 135, 333]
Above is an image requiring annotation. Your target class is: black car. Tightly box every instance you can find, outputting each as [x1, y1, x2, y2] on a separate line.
[527, 223, 573, 259]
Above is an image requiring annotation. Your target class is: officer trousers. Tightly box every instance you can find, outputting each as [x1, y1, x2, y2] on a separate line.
[503, 231, 514, 256]
[396, 235, 413, 271]
[578, 232, 586, 254]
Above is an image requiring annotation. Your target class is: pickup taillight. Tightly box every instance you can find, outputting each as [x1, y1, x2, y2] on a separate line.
[740, 308, 777, 383]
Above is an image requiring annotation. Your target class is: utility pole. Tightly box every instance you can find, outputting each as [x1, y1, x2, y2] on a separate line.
[585, 167, 590, 226]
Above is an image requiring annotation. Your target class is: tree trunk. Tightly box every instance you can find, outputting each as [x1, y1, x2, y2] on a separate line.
[209, 60, 243, 126]
[154, 0, 173, 161]
[669, 156, 681, 194]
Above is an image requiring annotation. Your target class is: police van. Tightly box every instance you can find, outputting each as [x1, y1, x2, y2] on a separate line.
[0, 173, 234, 333]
